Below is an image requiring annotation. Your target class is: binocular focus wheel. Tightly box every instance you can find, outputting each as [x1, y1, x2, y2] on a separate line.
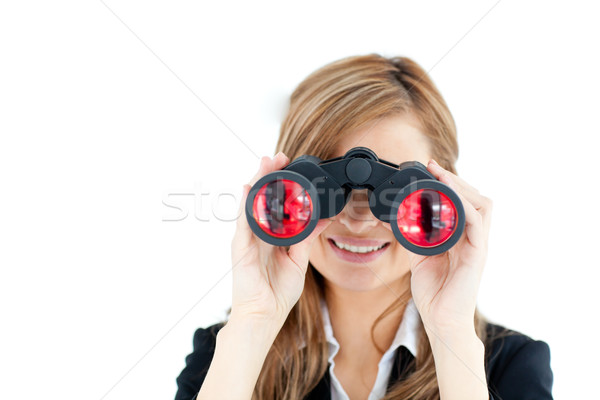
[390, 180, 465, 256]
[245, 170, 321, 247]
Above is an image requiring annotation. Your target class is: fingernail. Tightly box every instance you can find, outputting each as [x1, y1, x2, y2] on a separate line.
[429, 159, 439, 167]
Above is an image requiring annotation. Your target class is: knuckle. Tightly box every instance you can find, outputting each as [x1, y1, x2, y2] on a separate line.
[439, 171, 451, 185]
[470, 207, 483, 223]
[482, 195, 493, 208]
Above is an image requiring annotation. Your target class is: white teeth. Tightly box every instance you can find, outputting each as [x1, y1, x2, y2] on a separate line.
[332, 240, 386, 253]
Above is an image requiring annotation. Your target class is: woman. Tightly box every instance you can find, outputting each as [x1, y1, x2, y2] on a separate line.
[175, 54, 553, 400]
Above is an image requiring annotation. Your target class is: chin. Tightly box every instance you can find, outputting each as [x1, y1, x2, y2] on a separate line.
[334, 278, 385, 292]
[314, 260, 391, 292]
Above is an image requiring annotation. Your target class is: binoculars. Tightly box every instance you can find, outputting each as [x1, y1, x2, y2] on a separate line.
[245, 147, 465, 256]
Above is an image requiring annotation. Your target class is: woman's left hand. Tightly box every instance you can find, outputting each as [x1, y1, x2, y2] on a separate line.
[408, 159, 493, 335]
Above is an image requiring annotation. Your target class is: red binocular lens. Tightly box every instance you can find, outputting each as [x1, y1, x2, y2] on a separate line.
[246, 170, 321, 246]
[252, 179, 314, 239]
[396, 188, 458, 248]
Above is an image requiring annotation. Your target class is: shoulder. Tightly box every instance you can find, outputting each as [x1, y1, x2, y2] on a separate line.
[484, 322, 553, 399]
[174, 322, 227, 400]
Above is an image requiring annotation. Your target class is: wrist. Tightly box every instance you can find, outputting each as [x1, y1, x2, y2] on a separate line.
[426, 326, 488, 400]
[426, 324, 483, 354]
[220, 312, 285, 349]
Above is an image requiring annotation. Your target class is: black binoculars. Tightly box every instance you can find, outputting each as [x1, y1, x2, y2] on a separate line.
[245, 147, 465, 256]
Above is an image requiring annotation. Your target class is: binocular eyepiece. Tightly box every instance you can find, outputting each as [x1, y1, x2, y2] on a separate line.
[245, 147, 465, 256]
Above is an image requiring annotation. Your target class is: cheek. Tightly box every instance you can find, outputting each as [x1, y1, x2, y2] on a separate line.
[309, 235, 328, 265]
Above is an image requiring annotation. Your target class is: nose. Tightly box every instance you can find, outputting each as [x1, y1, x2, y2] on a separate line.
[336, 189, 379, 233]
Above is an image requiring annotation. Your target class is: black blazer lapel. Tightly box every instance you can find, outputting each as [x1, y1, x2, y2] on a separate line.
[304, 363, 332, 400]
[386, 345, 416, 392]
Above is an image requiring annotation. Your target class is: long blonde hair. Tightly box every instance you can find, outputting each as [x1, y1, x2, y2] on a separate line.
[244, 53, 492, 399]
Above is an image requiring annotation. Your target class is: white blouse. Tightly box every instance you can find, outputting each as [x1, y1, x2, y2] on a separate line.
[319, 297, 421, 400]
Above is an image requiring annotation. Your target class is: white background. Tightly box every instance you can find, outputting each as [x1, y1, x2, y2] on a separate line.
[1, 1, 598, 399]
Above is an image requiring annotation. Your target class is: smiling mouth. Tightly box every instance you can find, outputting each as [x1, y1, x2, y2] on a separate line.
[328, 238, 391, 254]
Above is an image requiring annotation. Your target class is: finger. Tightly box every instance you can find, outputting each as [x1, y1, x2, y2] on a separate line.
[232, 183, 254, 255]
[286, 218, 333, 274]
[427, 159, 477, 191]
[427, 159, 493, 219]
[441, 175, 485, 251]
[248, 156, 272, 187]
[273, 151, 290, 168]
[248, 152, 290, 188]
[427, 159, 481, 203]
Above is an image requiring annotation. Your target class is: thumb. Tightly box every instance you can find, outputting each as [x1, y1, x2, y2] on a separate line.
[287, 219, 332, 273]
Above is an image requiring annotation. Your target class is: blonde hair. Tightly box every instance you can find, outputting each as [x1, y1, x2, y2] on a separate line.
[242, 53, 492, 399]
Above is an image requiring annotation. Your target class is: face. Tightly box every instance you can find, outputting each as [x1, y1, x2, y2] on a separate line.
[309, 112, 433, 292]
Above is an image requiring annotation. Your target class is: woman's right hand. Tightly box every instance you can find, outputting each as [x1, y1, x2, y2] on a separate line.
[229, 151, 332, 326]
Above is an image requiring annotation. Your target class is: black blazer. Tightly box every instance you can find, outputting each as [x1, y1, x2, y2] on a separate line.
[174, 322, 553, 400]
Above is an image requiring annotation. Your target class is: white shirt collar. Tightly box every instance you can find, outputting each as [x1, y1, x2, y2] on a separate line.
[298, 296, 421, 361]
